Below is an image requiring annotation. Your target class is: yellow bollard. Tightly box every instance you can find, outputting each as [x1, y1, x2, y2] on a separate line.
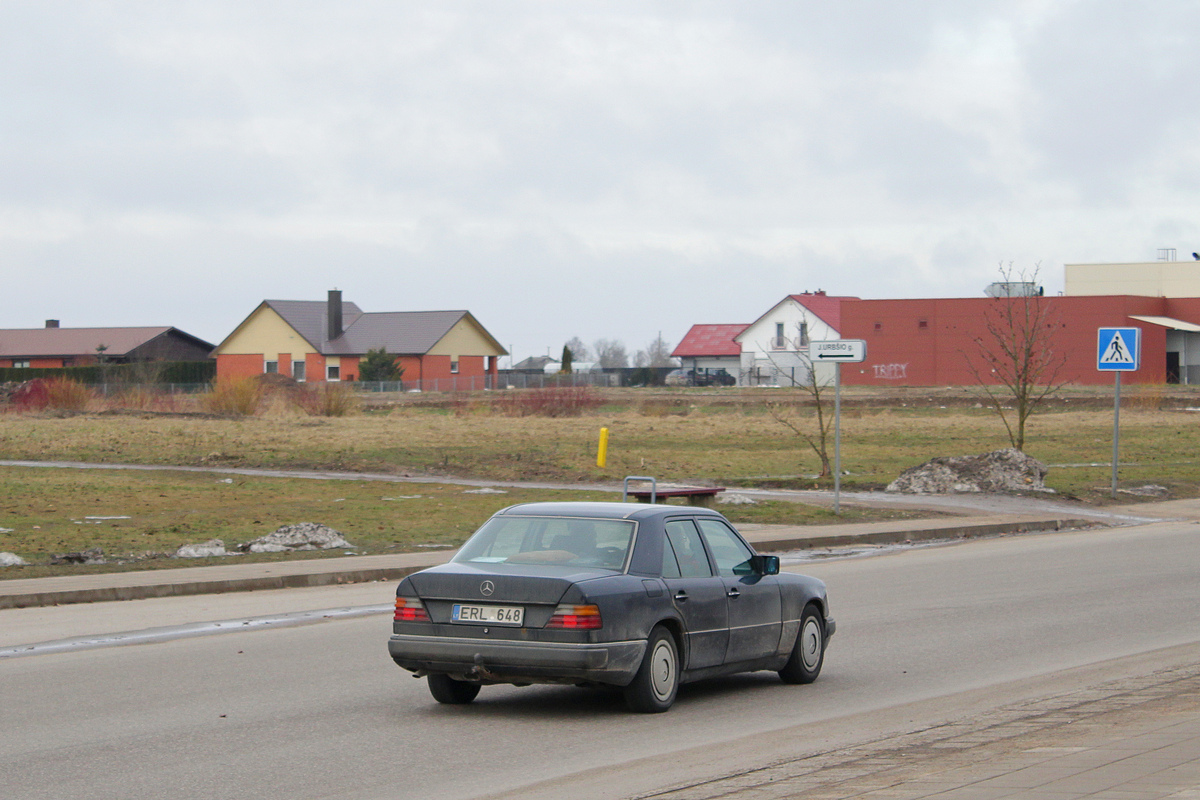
[597, 427, 609, 468]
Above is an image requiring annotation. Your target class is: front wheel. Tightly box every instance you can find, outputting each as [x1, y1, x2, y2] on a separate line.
[779, 604, 825, 684]
[624, 625, 679, 713]
[428, 673, 481, 704]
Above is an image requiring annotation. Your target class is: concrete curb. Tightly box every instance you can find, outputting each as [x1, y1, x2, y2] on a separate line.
[0, 515, 1102, 610]
[745, 517, 1098, 551]
[0, 565, 429, 610]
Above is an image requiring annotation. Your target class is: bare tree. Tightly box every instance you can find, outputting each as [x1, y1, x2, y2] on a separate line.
[965, 263, 1070, 451]
[760, 324, 835, 477]
[593, 339, 629, 369]
[564, 337, 590, 362]
[634, 333, 676, 368]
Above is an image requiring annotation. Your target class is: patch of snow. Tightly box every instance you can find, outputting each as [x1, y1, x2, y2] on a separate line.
[1117, 484, 1170, 498]
[239, 522, 352, 553]
[174, 539, 228, 558]
[719, 493, 758, 505]
[464, 488, 508, 494]
[887, 448, 1054, 495]
[0, 552, 28, 567]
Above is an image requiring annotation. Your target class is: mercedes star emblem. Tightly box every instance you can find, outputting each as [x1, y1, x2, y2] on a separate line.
[480, 580, 495, 597]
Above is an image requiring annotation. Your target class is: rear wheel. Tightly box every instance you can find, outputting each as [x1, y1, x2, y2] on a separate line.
[624, 625, 678, 713]
[779, 604, 825, 684]
[428, 673, 481, 704]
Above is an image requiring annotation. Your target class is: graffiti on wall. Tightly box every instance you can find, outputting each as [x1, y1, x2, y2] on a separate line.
[872, 363, 908, 380]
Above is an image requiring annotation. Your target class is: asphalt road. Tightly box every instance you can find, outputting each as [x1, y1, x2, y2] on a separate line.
[3, 521, 1199, 800]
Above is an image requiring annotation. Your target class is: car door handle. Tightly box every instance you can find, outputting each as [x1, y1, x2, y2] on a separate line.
[674, 590, 688, 602]
[726, 588, 740, 599]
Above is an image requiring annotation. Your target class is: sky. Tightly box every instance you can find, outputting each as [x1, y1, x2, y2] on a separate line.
[5, 1, 1200, 365]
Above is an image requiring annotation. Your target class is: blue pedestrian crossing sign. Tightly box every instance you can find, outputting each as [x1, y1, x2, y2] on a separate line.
[1097, 327, 1140, 371]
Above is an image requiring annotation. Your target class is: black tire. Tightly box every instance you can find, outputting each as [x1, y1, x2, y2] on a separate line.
[428, 673, 481, 705]
[624, 625, 679, 713]
[779, 604, 825, 685]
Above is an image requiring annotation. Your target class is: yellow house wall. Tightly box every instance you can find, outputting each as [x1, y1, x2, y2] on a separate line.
[218, 306, 316, 362]
[1065, 262, 1200, 297]
[427, 317, 506, 357]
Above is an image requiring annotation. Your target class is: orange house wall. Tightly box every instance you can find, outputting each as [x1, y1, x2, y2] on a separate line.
[217, 352, 492, 385]
[216, 353, 267, 380]
[306, 353, 325, 382]
[839, 296, 1174, 387]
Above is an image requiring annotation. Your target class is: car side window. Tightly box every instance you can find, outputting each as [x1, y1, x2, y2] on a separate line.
[697, 519, 755, 577]
[664, 520, 712, 578]
[661, 535, 682, 578]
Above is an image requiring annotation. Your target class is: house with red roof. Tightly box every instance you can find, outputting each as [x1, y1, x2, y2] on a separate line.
[734, 291, 858, 385]
[671, 324, 748, 383]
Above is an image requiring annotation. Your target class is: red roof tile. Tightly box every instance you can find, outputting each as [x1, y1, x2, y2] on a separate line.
[672, 324, 749, 357]
[788, 293, 858, 331]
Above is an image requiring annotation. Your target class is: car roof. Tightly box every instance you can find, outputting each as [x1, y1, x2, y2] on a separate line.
[493, 501, 724, 521]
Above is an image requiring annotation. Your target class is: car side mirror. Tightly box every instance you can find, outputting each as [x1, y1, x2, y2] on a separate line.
[750, 555, 780, 575]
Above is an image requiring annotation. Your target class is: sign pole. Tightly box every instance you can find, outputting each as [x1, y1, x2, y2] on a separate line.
[833, 362, 841, 514]
[1111, 372, 1121, 499]
[1097, 326, 1138, 499]
[808, 340, 866, 516]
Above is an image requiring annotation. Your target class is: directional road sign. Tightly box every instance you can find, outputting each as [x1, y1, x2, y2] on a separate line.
[809, 339, 867, 363]
[1097, 327, 1140, 371]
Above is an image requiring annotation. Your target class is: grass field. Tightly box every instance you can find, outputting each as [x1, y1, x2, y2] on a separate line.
[2, 386, 1199, 577]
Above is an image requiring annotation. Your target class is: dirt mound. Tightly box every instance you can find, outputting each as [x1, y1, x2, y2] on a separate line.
[887, 448, 1052, 494]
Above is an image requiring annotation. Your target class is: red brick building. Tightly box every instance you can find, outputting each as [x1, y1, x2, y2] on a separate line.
[836, 295, 1200, 386]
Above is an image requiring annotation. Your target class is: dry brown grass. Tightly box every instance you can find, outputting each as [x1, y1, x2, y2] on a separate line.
[2, 400, 1198, 500]
[200, 377, 265, 416]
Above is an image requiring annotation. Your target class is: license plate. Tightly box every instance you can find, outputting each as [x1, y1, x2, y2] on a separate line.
[451, 604, 524, 625]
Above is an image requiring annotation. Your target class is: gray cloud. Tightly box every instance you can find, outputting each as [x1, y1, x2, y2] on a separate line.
[4, 2, 1200, 360]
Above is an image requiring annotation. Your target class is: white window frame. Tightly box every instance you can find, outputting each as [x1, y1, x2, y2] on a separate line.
[326, 365, 340, 381]
[292, 360, 306, 382]
[264, 360, 278, 374]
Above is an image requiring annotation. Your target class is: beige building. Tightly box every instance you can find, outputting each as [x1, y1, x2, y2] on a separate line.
[1065, 255, 1200, 298]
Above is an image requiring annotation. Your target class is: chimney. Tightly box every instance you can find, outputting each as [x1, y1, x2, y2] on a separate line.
[45, 320, 59, 328]
[327, 290, 343, 341]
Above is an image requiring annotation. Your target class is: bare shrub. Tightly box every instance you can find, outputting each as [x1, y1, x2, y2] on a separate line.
[7, 379, 51, 411]
[201, 377, 264, 416]
[493, 386, 602, 417]
[112, 386, 193, 413]
[44, 378, 94, 412]
[298, 382, 360, 417]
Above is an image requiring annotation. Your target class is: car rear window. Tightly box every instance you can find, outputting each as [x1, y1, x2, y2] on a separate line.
[453, 516, 635, 570]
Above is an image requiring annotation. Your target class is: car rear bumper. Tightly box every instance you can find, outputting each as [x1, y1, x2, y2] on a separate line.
[389, 634, 647, 687]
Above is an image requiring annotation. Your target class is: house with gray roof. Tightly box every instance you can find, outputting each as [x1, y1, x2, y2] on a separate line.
[0, 320, 213, 368]
[212, 291, 506, 388]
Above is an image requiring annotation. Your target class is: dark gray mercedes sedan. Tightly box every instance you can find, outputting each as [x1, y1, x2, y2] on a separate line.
[388, 501, 834, 712]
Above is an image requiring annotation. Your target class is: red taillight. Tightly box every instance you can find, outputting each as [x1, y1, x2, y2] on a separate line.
[394, 596, 429, 622]
[546, 604, 602, 630]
